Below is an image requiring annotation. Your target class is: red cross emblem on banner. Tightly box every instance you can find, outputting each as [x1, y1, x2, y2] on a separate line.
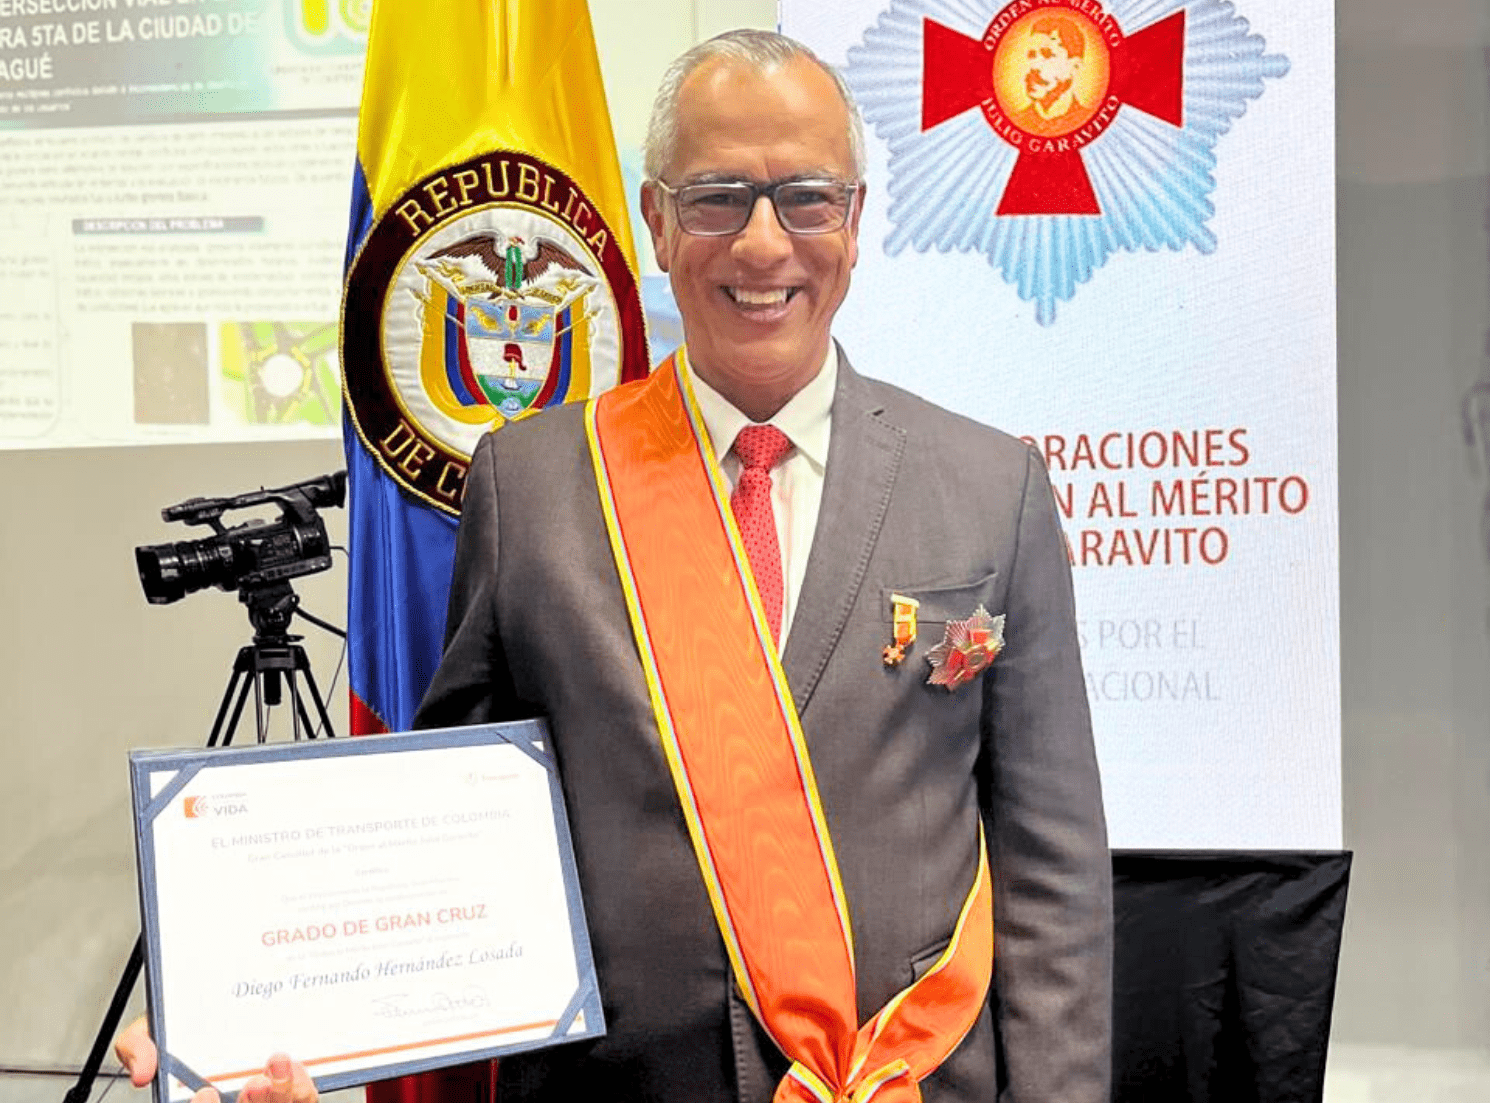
[922, 2, 1186, 215]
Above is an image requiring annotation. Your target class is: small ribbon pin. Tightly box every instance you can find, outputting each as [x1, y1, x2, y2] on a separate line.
[883, 593, 920, 666]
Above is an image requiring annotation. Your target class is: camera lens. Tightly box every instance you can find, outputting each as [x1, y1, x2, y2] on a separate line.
[135, 538, 241, 604]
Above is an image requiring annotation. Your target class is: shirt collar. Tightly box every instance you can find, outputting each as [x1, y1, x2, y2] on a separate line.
[687, 344, 837, 472]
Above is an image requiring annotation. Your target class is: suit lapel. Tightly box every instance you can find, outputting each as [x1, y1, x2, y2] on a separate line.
[782, 350, 905, 713]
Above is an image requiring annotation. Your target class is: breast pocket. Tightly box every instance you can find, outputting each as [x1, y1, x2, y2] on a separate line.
[881, 572, 1002, 629]
[881, 573, 1004, 693]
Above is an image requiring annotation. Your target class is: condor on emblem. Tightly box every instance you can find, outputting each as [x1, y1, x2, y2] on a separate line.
[343, 151, 648, 513]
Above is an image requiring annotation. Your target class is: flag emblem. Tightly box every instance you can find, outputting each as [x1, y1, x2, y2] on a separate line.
[846, 0, 1290, 323]
[343, 150, 648, 515]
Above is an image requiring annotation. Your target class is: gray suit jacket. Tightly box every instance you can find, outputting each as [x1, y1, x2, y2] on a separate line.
[416, 352, 1112, 1103]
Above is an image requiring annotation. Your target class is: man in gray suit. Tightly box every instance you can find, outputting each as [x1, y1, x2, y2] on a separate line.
[119, 28, 1109, 1103]
[415, 29, 1111, 1103]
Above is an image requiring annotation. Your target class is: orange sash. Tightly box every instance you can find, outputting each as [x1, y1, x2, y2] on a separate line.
[585, 351, 993, 1103]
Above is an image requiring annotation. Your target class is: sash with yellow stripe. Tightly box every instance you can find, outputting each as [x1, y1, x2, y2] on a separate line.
[584, 351, 994, 1103]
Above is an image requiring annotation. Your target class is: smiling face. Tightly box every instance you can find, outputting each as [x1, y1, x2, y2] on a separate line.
[642, 55, 863, 421]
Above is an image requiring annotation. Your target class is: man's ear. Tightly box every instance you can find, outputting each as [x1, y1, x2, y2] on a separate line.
[640, 183, 670, 273]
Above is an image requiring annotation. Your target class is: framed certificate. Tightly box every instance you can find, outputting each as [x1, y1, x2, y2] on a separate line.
[129, 721, 603, 1102]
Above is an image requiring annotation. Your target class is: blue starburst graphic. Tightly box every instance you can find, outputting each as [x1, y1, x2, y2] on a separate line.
[845, 0, 1289, 324]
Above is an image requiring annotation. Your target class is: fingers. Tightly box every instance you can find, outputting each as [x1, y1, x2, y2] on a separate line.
[114, 1025, 317, 1103]
[286, 1055, 319, 1103]
[237, 1054, 317, 1103]
[113, 1015, 158, 1088]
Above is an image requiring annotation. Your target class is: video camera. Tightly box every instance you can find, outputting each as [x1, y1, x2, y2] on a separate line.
[135, 471, 346, 605]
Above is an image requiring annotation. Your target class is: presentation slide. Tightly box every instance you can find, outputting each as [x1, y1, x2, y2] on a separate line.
[0, 0, 362, 448]
[784, 0, 1338, 848]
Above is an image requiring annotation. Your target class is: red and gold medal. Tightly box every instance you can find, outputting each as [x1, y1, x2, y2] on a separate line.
[926, 606, 1005, 691]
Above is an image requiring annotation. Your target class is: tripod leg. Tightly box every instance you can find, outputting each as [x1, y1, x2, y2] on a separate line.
[284, 640, 338, 736]
[297, 660, 338, 739]
[252, 665, 269, 744]
[285, 668, 304, 741]
[295, 658, 336, 736]
[62, 936, 143, 1103]
[208, 668, 248, 749]
[220, 668, 256, 750]
[287, 672, 323, 742]
[208, 670, 251, 748]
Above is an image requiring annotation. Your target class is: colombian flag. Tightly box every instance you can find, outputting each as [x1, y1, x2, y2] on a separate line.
[342, 0, 641, 737]
[340, 2, 642, 1096]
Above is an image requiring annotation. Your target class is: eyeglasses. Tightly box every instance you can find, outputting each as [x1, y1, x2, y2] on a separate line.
[652, 178, 861, 236]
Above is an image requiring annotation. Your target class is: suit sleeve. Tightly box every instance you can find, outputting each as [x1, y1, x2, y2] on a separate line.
[981, 445, 1112, 1103]
[414, 433, 522, 730]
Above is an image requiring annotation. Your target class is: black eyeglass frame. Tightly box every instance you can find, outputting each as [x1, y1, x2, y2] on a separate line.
[650, 178, 863, 237]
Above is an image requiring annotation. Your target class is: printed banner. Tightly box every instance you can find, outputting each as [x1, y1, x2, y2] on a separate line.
[784, 0, 1338, 848]
[0, 0, 363, 129]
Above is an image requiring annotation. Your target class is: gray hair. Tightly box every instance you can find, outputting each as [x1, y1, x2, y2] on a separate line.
[642, 29, 867, 182]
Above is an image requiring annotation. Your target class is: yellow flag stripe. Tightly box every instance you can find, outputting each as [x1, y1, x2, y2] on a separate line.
[356, 0, 636, 269]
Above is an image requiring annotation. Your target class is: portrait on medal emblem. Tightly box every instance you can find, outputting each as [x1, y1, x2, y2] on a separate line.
[1004, 13, 1104, 137]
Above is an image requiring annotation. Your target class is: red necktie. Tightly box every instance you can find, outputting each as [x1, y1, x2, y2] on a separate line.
[730, 425, 794, 643]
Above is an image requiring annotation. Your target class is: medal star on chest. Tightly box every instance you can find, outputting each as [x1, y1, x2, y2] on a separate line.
[926, 606, 1006, 691]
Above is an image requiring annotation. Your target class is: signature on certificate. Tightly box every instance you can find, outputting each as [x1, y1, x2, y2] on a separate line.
[371, 988, 492, 1018]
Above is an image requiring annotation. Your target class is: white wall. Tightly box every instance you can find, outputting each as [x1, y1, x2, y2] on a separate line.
[1333, 0, 1490, 1051]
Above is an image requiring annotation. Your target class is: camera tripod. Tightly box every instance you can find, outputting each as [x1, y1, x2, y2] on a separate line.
[63, 581, 338, 1103]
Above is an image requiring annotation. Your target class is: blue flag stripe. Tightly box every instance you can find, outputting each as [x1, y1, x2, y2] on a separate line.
[342, 158, 459, 733]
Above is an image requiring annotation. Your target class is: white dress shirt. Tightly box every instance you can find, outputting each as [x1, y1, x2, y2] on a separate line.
[687, 345, 837, 649]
